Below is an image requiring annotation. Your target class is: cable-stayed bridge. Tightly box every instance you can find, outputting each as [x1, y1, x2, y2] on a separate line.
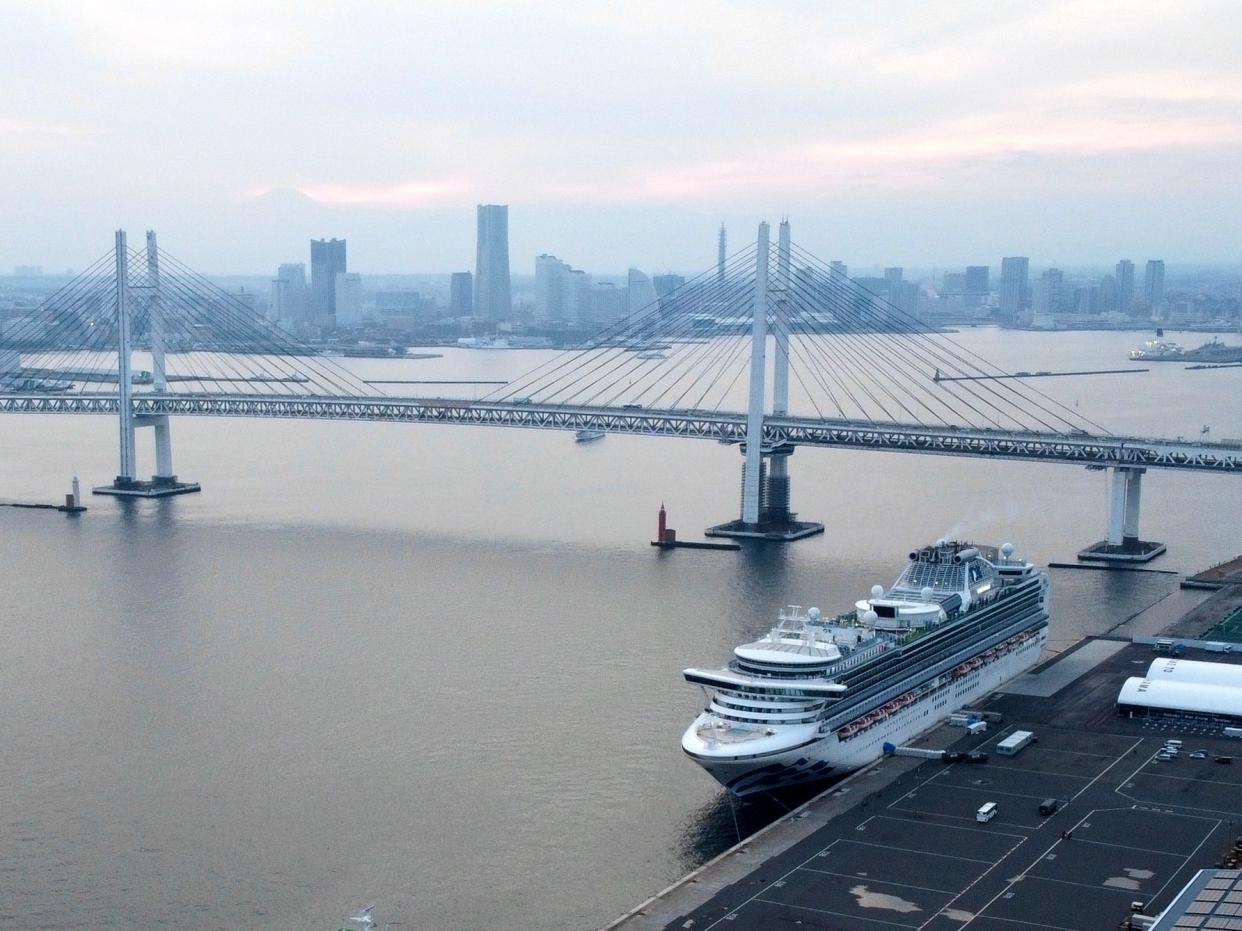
[3, 225, 1239, 561]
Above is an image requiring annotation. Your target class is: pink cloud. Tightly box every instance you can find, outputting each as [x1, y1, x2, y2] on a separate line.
[296, 178, 472, 208]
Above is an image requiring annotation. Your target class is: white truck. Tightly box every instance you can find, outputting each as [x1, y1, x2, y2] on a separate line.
[997, 730, 1035, 756]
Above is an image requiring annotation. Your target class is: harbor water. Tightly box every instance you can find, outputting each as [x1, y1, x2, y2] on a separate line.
[2, 329, 1241, 929]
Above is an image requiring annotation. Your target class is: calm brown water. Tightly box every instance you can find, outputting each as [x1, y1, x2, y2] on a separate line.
[1, 329, 1239, 929]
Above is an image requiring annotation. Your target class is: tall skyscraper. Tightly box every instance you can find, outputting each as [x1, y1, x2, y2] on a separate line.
[310, 239, 346, 318]
[1115, 259, 1135, 314]
[999, 256, 1029, 319]
[1031, 268, 1063, 323]
[717, 225, 727, 282]
[449, 272, 473, 316]
[1143, 260, 1165, 308]
[535, 254, 568, 323]
[590, 281, 626, 327]
[334, 272, 364, 326]
[1038, 268, 1064, 313]
[475, 205, 511, 321]
[272, 263, 308, 323]
[829, 260, 848, 282]
[626, 268, 659, 318]
[562, 269, 590, 326]
[882, 268, 910, 318]
[534, 254, 590, 324]
[965, 266, 990, 293]
[1098, 274, 1117, 313]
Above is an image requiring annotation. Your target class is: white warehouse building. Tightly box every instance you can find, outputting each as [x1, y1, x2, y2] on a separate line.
[1146, 658, 1242, 689]
[1116, 657, 1242, 723]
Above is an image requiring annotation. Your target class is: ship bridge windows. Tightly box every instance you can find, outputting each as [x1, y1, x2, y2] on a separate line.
[732, 660, 834, 678]
[714, 696, 825, 714]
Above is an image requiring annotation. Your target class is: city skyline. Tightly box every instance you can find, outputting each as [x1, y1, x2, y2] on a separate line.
[2, 1, 1241, 271]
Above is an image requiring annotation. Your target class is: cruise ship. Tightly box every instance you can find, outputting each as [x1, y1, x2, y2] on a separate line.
[681, 541, 1049, 795]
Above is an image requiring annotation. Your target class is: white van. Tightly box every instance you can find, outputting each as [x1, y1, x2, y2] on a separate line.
[976, 802, 998, 823]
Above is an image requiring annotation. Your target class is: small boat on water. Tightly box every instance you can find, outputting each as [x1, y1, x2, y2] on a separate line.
[575, 429, 605, 443]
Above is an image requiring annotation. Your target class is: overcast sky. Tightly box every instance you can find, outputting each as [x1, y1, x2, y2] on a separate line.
[2, 0, 1240, 274]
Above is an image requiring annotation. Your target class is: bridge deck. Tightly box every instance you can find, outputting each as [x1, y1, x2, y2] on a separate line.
[2, 393, 1240, 473]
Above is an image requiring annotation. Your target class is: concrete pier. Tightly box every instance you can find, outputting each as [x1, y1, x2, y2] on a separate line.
[606, 595, 1242, 931]
[1079, 465, 1166, 563]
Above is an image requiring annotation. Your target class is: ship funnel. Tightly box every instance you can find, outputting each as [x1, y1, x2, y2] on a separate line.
[953, 547, 980, 564]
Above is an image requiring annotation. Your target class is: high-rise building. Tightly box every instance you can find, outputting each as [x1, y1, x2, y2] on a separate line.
[334, 272, 364, 326]
[1074, 285, 1099, 314]
[999, 256, 1029, 319]
[475, 205, 511, 321]
[590, 282, 626, 327]
[1098, 274, 1117, 313]
[310, 239, 346, 318]
[881, 268, 917, 318]
[1143, 260, 1165, 308]
[854, 276, 892, 327]
[829, 260, 848, 280]
[965, 266, 989, 293]
[626, 268, 659, 319]
[535, 254, 568, 323]
[942, 272, 966, 293]
[271, 263, 308, 323]
[563, 269, 590, 326]
[1032, 268, 1063, 316]
[449, 272, 473, 317]
[534, 254, 591, 325]
[717, 225, 727, 282]
[1115, 259, 1135, 314]
[652, 274, 685, 298]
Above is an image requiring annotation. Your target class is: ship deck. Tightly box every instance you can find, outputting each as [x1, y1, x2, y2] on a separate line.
[605, 640, 1242, 931]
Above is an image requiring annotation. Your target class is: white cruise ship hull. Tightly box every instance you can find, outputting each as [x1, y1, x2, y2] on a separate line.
[684, 627, 1046, 796]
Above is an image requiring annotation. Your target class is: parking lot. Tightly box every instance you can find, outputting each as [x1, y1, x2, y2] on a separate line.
[673, 717, 1242, 931]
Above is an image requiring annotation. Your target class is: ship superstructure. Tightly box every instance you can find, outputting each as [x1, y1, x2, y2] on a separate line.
[681, 541, 1049, 795]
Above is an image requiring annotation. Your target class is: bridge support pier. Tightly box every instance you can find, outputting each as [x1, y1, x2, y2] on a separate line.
[93, 229, 201, 499]
[706, 219, 823, 542]
[1077, 466, 1165, 563]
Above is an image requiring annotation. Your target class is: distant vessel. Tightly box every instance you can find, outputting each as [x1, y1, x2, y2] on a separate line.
[1129, 336, 1242, 363]
[339, 345, 405, 358]
[681, 540, 1048, 795]
[457, 336, 553, 350]
[574, 429, 605, 443]
[1129, 337, 1184, 360]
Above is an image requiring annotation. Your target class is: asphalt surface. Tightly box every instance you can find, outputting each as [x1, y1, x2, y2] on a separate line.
[659, 642, 1242, 931]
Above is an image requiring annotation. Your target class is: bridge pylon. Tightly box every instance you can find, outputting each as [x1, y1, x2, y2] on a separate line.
[93, 229, 201, 500]
[707, 219, 824, 542]
[1078, 465, 1165, 563]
